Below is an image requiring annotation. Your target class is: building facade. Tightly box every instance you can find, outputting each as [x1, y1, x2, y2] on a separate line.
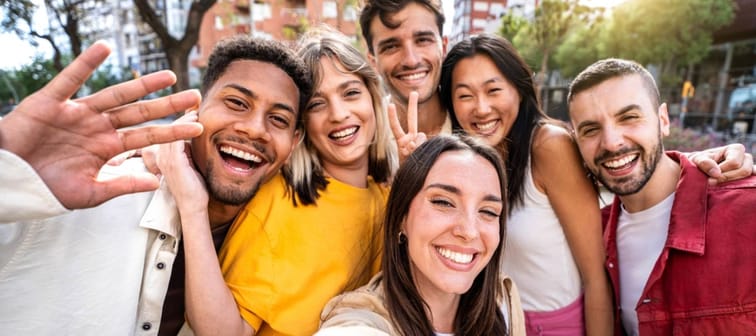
[192, 0, 360, 69]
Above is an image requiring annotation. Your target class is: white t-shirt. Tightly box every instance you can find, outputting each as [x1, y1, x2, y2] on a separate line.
[617, 192, 675, 336]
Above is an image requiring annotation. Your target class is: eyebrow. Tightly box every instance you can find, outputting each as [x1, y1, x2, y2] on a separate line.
[313, 80, 363, 98]
[426, 183, 503, 203]
[225, 83, 296, 115]
[375, 30, 438, 51]
[575, 103, 641, 131]
[454, 77, 503, 91]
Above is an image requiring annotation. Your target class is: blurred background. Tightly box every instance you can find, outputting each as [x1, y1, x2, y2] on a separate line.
[0, 0, 754, 153]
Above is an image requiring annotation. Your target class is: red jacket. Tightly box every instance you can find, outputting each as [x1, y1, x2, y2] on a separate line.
[602, 151, 756, 335]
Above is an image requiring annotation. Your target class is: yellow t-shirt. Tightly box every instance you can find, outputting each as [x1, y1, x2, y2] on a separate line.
[219, 173, 388, 336]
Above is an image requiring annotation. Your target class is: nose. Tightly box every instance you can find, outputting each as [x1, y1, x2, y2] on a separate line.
[233, 110, 271, 142]
[452, 211, 481, 241]
[401, 44, 421, 68]
[328, 99, 350, 123]
[475, 95, 492, 116]
[600, 125, 625, 152]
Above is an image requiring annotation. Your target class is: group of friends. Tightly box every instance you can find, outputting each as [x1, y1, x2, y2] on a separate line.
[1, 0, 755, 335]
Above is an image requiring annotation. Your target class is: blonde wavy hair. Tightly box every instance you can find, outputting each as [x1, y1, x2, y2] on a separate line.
[284, 25, 398, 205]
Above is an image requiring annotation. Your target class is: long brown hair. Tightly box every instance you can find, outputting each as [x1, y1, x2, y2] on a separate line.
[382, 134, 509, 336]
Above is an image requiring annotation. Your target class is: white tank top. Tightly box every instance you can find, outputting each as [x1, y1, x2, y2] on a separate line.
[501, 160, 582, 311]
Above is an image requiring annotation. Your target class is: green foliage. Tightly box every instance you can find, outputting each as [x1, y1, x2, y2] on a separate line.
[498, 11, 528, 42]
[86, 64, 134, 94]
[602, 0, 734, 67]
[1, 56, 60, 101]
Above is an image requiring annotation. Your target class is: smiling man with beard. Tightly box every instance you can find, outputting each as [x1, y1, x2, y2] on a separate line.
[568, 58, 756, 336]
[0, 36, 312, 336]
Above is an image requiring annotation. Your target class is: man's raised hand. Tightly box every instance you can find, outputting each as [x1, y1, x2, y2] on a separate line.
[389, 91, 427, 164]
[0, 41, 203, 209]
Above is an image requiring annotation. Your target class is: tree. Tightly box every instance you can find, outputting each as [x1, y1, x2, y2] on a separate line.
[553, 18, 605, 78]
[498, 11, 528, 43]
[134, 0, 217, 93]
[1, 0, 64, 72]
[524, 0, 593, 92]
[602, 0, 734, 86]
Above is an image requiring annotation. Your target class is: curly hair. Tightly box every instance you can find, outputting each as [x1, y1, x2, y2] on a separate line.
[202, 35, 313, 129]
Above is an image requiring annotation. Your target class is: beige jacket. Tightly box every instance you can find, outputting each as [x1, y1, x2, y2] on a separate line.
[316, 272, 526, 336]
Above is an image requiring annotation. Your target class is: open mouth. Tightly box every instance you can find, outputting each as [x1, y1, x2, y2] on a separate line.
[474, 120, 499, 133]
[601, 154, 638, 171]
[218, 145, 263, 172]
[436, 246, 474, 264]
[329, 126, 359, 141]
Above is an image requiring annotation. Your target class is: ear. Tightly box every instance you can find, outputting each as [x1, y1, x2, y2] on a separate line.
[442, 36, 448, 55]
[289, 129, 303, 158]
[367, 52, 377, 70]
[658, 103, 671, 137]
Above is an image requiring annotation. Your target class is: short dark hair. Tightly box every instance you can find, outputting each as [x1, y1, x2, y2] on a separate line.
[202, 35, 313, 128]
[383, 134, 509, 336]
[568, 58, 659, 107]
[359, 0, 445, 54]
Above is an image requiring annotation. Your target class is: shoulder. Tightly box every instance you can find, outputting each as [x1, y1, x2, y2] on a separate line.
[318, 274, 392, 333]
[531, 123, 576, 158]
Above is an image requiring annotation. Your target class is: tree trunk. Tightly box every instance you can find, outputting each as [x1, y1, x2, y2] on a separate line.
[167, 49, 190, 93]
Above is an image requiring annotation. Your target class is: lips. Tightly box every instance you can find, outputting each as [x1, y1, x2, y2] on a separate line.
[218, 144, 264, 172]
[329, 126, 358, 140]
[436, 246, 475, 264]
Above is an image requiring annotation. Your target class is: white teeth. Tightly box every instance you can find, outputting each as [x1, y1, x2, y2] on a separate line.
[476, 120, 497, 131]
[400, 72, 426, 81]
[437, 247, 474, 264]
[331, 126, 358, 139]
[604, 154, 637, 168]
[219, 145, 262, 163]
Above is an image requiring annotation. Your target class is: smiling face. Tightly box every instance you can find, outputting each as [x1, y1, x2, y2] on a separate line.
[403, 150, 503, 300]
[305, 57, 376, 176]
[450, 54, 520, 147]
[192, 60, 300, 205]
[569, 74, 670, 196]
[367, 2, 444, 106]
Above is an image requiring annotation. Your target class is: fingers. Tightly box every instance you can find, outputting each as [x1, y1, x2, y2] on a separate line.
[92, 172, 162, 206]
[81, 70, 179, 114]
[388, 103, 406, 140]
[118, 122, 203, 152]
[716, 143, 746, 174]
[44, 41, 111, 101]
[407, 91, 419, 135]
[107, 89, 201, 129]
[106, 149, 138, 166]
[716, 152, 754, 184]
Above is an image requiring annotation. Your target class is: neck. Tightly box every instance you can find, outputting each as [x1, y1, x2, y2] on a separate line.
[418, 288, 459, 333]
[207, 198, 243, 229]
[322, 157, 370, 188]
[619, 154, 680, 213]
[394, 94, 447, 136]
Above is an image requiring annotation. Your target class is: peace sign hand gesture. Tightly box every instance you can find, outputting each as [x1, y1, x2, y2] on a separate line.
[389, 91, 427, 164]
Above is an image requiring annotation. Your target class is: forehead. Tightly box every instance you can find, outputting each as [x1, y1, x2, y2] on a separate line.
[369, 3, 440, 42]
[316, 57, 363, 90]
[452, 55, 500, 83]
[208, 59, 299, 108]
[569, 74, 653, 121]
[424, 151, 500, 195]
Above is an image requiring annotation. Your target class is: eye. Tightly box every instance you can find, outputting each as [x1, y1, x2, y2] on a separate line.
[306, 99, 326, 112]
[479, 207, 501, 220]
[380, 44, 398, 54]
[225, 97, 247, 111]
[430, 197, 453, 208]
[619, 114, 639, 122]
[344, 89, 361, 98]
[269, 113, 292, 129]
[488, 87, 502, 94]
[580, 127, 598, 137]
[417, 36, 435, 45]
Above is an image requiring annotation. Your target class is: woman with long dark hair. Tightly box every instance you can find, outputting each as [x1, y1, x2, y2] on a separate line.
[438, 34, 613, 335]
[316, 135, 525, 336]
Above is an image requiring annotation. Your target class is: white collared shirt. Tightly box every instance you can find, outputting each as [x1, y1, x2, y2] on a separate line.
[0, 149, 181, 335]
